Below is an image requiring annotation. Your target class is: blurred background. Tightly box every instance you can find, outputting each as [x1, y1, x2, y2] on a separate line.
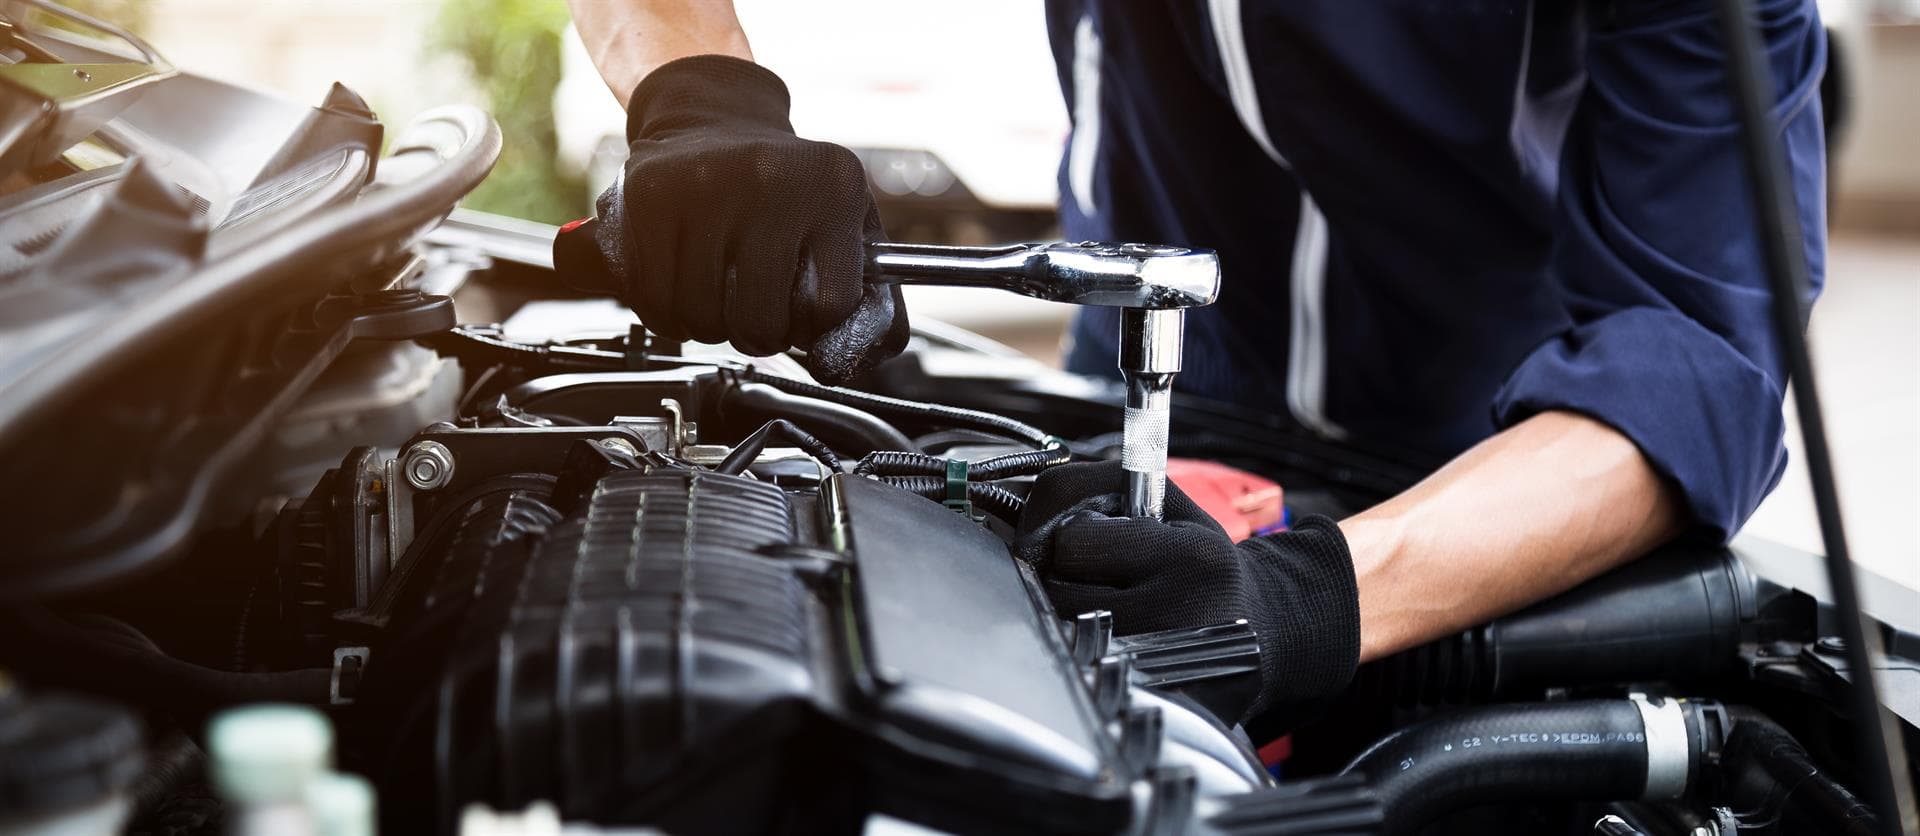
[66, 0, 1920, 585]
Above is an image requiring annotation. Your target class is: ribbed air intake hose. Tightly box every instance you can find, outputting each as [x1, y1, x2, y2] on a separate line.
[1348, 545, 1755, 708]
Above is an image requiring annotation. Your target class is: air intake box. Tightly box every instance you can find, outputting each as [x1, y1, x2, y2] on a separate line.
[353, 467, 1263, 835]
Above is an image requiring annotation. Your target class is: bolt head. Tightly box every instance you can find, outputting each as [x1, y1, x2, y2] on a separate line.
[400, 441, 455, 491]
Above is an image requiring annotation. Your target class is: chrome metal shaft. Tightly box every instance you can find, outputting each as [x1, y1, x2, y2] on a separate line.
[852, 238, 1216, 520]
[1119, 308, 1184, 520]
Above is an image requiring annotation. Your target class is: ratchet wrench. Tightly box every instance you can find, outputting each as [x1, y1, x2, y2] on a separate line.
[553, 223, 1221, 519]
[859, 241, 1219, 520]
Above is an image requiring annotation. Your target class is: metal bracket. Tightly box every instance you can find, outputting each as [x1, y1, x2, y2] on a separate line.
[383, 456, 416, 572]
[661, 398, 696, 449]
[330, 646, 370, 706]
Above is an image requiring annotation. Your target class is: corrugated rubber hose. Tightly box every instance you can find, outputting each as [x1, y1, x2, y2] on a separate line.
[1340, 699, 1711, 835]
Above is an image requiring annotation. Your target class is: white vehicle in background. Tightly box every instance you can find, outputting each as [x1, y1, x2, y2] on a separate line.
[555, 0, 1068, 245]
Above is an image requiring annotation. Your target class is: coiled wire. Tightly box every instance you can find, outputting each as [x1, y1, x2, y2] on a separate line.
[876, 476, 1026, 525]
[855, 448, 1065, 481]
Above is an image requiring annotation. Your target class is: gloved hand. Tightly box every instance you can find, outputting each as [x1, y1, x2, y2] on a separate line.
[587, 55, 908, 384]
[1015, 461, 1360, 722]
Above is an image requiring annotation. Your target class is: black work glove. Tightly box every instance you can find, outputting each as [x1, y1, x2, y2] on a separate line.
[1016, 461, 1360, 722]
[593, 55, 908, 384]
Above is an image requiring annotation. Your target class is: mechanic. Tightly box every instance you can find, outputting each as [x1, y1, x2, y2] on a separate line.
[563, 0, 1827, 721]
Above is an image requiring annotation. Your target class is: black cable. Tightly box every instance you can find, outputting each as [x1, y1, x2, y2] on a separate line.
[455, 363, 505, 415]
[855, 448, 1069, 481]
[856, 451, 954, 476]
[1593, 816, 1649, 836]
[875, 475, 1025, 524]
[715, 419, 843, 475]
[128, 729, 207, 825]
[1712, 1, 1916, 832]
[0, 608, 333, 718]
[722, 381, 919, 454]
[912, 427, 1023, 452]
[231, 578, 258, 672]
[738, 368, 1058, 451]
[1720, 708, 1880, 836]
[419, 326, 627, 373]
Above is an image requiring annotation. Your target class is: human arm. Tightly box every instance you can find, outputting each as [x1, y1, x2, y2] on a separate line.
[1022, 0, 1827, 704]
[1349, 0, 1826, 658]
[558, 1, 909, 383]
[564, 0, 751, 107]
[1341, 410, 1680, 661]
[1014, 412, 1680, 717]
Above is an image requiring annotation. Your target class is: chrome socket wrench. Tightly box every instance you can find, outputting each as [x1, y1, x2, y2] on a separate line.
[865, 241, 1221, 519]
[554, 220, 1222, 518]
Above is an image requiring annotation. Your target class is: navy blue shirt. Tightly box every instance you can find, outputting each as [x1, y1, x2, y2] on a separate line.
[1046, 0, 1827, 540]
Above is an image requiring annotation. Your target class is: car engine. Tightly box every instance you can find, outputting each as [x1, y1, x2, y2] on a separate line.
[0, 6, 1912, 836]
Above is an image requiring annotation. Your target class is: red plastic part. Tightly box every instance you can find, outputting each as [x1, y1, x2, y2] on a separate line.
[1165, 458, 1284, 542]
[1257, 734, 1293, 767]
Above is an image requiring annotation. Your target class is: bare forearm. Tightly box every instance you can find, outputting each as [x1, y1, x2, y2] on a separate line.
[566, 0, 752, 107]
[1340, 410, 1683, 662]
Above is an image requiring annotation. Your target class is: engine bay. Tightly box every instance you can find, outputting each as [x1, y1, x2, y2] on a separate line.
[0, 8, 1914, 836]
[281, 360, 1272, 834]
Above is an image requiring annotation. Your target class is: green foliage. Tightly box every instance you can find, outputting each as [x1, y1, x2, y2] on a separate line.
[49, 0, 149, 35]
[432, 0, 585, 224]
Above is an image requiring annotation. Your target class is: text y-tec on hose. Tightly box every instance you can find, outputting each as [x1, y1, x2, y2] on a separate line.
[554, 218, 1222, 520]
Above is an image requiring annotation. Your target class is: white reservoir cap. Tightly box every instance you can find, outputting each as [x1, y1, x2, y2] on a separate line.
[308, 771, 376, 836]
[207, 704, 334, 805]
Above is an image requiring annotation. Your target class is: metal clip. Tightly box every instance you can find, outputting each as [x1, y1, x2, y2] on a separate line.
[330, 646, 370, 706]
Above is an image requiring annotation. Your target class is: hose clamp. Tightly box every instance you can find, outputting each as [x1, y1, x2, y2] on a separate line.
[1631, 693, 1690, 799]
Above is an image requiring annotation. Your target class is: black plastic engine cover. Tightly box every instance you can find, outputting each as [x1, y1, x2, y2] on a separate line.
[354, 465, 1135, 835]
